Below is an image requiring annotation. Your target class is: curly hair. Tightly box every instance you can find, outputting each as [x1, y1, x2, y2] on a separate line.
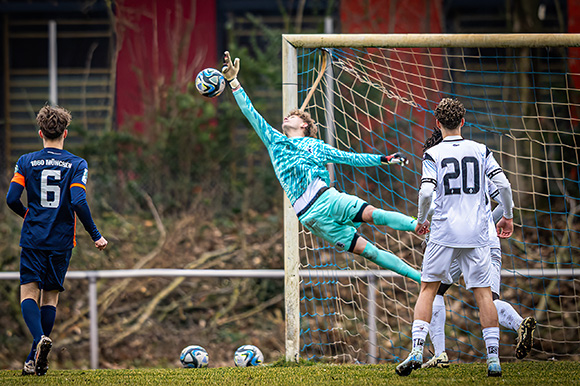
[435, 98, 465, 130]
[288, 109, 318, 138]
[423, 127, 443, 152]
[36, 104, 72, 140]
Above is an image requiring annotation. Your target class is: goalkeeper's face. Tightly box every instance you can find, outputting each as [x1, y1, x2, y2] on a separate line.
[282, 114, 307, 137]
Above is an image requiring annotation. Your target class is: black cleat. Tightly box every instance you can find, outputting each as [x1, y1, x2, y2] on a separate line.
[515, 317, 536, 359]
[34, 336, 52, 376]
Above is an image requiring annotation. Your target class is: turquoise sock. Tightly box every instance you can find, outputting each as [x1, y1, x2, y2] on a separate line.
[360, 243, 421, 283]
[371, 210, 417, 231]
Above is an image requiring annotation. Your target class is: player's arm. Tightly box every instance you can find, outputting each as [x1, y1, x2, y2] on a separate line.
[487, 179, 514, 225]
[6, 182, 27, 218]
[320, 143, 408, 167]
[416, 153, 437, 235]
[222, 51, 282, 148]
[71, 163, 107, 250]
[485, 149, 514, 238]
[6, 160, 27, 218]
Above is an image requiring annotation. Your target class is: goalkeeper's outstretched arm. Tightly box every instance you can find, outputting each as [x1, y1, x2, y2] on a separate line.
[222, 51, 284, 148]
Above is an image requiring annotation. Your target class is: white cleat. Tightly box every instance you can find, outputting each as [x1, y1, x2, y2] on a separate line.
[421, 351, 449, 368]
[395, 349, 423, 376]
[22, 359, 35, 376]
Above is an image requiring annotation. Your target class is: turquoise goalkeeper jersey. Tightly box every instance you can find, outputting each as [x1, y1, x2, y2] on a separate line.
[233, 87, 383, 204]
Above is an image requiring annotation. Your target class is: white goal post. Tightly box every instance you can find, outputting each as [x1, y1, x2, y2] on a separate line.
[282, 33, 580, 363]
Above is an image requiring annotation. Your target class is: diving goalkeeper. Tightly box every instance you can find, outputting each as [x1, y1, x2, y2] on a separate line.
[223, 51, 420, 282]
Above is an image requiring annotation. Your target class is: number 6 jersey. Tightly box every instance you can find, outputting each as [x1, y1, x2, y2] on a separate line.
[10, 147, 97, 250]
[421, 135, 503, 248]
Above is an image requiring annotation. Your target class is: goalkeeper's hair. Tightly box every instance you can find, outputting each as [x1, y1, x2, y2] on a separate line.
[288, 109, 318, 138]
[423, 127, 443, 152]
[435, 98, 465, 130]
[36, 104, 72, 139]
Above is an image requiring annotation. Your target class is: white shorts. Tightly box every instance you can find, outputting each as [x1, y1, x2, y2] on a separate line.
[422, 242, 492, 289]
[447, 247, 501, 293]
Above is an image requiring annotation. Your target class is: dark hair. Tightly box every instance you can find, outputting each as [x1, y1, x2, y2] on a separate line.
[434, 98, 465, 130]
[36, 105, 72, 139]
[287, 109, 318, 137]
[423, 127, 443, 152]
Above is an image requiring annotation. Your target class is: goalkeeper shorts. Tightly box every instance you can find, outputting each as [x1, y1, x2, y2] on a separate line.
[298, 187, 367, 251]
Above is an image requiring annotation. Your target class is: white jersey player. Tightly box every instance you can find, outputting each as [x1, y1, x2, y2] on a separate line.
[422, 177, 536, 369]
[396, 98, 514, 378]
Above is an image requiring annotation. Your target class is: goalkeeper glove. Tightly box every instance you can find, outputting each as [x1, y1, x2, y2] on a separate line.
[381, 152, 408, 165]
[222, 51, 240, 89]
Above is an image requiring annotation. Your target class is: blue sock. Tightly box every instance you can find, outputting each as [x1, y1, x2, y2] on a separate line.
[41, 305, 57, 337]
[360, 243, 421, 283]
[371, 210, 417, 231]
[21, 299, 44, 354]
[26, 342, 36, 362]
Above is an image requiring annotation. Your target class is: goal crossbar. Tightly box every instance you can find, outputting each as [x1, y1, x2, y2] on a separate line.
[284, 33, 580, 48]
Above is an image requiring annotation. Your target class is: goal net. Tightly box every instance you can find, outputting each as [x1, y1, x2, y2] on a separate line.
[282, 34, 580, 364]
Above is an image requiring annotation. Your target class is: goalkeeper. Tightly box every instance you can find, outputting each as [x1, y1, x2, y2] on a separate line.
[223, 51, 420, 282]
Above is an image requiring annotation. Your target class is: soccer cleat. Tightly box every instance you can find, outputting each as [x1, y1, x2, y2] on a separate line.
[22, 360, 35, 376]
[487, 356, 502, 377]
[395, 350, 423, 376]
[421, 351, 449, 368]
[515, 316, 536, 359]
[34, 336, 53, 376]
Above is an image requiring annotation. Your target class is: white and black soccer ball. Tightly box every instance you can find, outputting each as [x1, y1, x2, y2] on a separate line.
[195, 68, 226, 98]
[180, 345, 209, 368]
[234, 344, 264, 367]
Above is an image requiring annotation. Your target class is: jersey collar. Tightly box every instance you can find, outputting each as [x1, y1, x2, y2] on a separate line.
[442, 135, 463, 142]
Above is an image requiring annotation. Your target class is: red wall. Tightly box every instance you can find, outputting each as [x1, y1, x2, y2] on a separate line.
[340, 0, 444, 156]
[569, 1, 580, 122]
[115, 0, 217, 131]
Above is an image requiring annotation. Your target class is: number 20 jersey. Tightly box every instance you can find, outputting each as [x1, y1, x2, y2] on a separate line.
[422, 136, 503, 248]
[11, 147, 89, 250]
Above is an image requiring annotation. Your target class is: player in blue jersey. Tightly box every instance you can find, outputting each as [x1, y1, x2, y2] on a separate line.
[6, 105, 108, 376]
[222, 51, 420, 283]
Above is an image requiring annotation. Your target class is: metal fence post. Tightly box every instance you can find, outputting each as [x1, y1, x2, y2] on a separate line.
[367, 274, 377, 364]
[88, 272, 99, 369]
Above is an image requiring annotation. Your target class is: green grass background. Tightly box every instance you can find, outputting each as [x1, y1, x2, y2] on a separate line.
[1, 362, 579, 385]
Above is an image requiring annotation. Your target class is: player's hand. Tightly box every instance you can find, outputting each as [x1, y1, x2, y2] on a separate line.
[222, 51, 240, 81]
[381, 152, 408, 166]
[496, 217, 513, 239]
[415, 220, 430, 235]
[95, 236, 108, 251]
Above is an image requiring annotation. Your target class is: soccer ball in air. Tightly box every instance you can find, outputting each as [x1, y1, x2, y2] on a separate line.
[180, 345, 209, 368]
[195, 68, 226, 98]
[234, 345, 264, 367]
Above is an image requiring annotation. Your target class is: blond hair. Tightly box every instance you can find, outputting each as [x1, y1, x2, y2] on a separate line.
[36, 105, 72, 139]
[288, 109, 318, 138]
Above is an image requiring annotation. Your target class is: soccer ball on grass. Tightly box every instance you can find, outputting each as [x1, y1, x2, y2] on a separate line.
[234, 344, 264, 367]
[180, 345, 209, 368]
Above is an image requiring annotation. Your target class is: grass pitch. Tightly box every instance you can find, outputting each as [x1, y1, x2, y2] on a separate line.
[1, 362, 578, 385]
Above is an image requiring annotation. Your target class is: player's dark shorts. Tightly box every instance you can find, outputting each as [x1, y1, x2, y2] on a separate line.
[20, 247, 72, 292]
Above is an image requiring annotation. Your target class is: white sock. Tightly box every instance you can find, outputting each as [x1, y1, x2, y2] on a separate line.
[482, 327, 500, 359]
[412, 320, 430, 353]
[494, 299, 524, 332]
[429, 295, 446, 356]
